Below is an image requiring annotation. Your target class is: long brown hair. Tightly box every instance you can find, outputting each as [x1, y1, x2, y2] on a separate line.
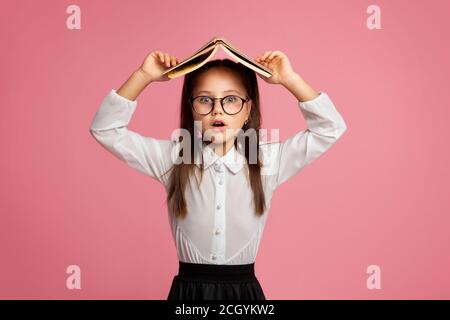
[162, 59, 266, 219]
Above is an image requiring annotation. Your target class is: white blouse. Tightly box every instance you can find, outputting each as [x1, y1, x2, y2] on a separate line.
[90, 89, 347, 265]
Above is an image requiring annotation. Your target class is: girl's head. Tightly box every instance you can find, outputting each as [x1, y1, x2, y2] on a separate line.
[181, 59, 261, 148]
[166, 59, 266, 219]
[190, 65, 252, 147]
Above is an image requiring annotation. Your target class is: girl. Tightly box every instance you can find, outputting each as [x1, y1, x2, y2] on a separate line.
[90, 49, 347, 300]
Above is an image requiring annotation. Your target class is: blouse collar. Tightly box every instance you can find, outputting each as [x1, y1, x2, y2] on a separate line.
[197, 141, 246, 174]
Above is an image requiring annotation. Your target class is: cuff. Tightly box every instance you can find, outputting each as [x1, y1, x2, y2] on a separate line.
[89, 89, 138, 131]
[111, 89, 138, 107]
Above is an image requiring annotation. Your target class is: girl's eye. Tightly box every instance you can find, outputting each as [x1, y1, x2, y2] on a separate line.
[225, 96, 238, 103]
[199, 97, 212, 104]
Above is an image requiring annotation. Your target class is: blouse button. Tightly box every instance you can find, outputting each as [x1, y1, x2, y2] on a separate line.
[215, 228, 221, 235]
[216, 204, 221, 210]
[214, 162, 223, 172]
[211, 254, 217, 260]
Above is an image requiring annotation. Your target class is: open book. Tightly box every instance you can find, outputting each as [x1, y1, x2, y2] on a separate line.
[161, 36, 273, 79]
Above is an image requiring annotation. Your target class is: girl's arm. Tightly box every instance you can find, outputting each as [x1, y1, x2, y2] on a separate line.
[115, 68, 153, 101]
[256, 51, 347, 189]
[89, 51, 180, 186]
[281, 72, 320, 102]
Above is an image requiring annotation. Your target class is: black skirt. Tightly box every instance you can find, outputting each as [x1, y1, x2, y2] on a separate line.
[167, 261, 266, 300]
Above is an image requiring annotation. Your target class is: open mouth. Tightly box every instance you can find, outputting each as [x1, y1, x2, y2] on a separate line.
[211, 120, 226, 128]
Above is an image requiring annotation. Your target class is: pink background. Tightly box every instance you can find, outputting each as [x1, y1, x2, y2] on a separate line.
[1, 0, 449, 299]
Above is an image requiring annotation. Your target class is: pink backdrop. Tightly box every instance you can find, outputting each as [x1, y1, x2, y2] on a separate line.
[1, 0, 449, 299]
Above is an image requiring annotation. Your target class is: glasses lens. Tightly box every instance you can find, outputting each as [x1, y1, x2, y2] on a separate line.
[192, 95, 244, 115]
[223, 95, 243, 114]
[193, 96, 213, 114]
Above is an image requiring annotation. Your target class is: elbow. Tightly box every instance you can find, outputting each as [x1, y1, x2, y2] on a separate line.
[88, 126, 123, 150]
[89, 127, 96, 138]
[338, 122, 347, 138]
[89, 118, 99, 139]
[89, 127, 102, 143]
[334, 118, 348, 140]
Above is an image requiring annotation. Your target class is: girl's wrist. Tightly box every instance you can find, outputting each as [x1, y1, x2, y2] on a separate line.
[280, 72, 302, 88]
[281, 72, 320, 102]
[116, 69, 152, 101]
[135, 67, 154, 85]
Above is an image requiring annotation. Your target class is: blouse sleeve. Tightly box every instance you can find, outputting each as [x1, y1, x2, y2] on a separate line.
[89, 89, 175, 187]
[260, 91, 347, 190]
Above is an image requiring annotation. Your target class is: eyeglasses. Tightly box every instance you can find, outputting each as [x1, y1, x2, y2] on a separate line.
[189, 95, 250, 115]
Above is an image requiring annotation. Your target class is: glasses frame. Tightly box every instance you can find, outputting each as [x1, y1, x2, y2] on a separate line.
[189, 95, 250, 115]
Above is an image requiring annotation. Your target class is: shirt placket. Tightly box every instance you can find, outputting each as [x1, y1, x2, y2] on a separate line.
[210, 159, 226, 264]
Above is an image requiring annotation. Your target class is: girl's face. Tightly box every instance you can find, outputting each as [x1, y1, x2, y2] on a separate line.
[191, 68, 252, 147]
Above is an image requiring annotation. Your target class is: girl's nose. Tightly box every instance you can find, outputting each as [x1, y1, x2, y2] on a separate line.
[211, 99, 223, 115]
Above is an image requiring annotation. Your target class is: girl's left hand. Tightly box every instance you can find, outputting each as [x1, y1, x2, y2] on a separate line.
[255, 50, 297, 85]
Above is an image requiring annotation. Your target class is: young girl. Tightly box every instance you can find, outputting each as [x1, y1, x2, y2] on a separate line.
[89, 49, 347, 300]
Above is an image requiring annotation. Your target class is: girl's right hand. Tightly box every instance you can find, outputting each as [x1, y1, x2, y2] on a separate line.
[138, 50, 180, 82]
